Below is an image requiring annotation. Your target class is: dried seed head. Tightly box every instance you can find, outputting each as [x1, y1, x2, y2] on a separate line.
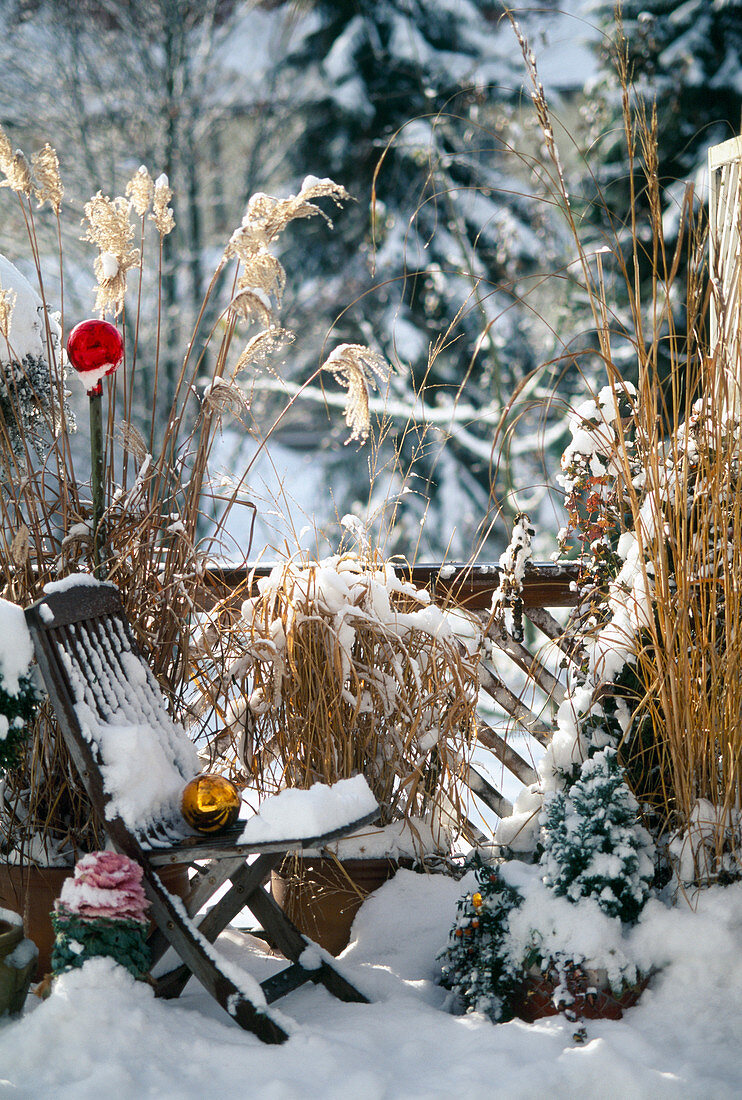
[321, 344, 392, 444]
[228, 290, 275, 328]
[0, 126, 12, 173]
[83, 191, 140, 315]
[233, 327, 294, 375]
[0, 281, 17, 340]
[236, 247, 286, 303]
[10, 523, 30, 566]
[126, 165, 154, 217]
[32, 144, 63, 214]
[203, 378, 249, 420]
[226, 177, 350, 270]
[1, 150, 33, 196]
[245, 177, 350, 242]
[151, 173, 174, 236]
[117, 420, 149, 464]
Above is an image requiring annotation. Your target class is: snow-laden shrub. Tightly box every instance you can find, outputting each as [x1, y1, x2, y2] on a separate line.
[193, 549, 483, 846]
[0, 598, 39, 771]
[439, 858, 526, 1023]
[439, 854, 645, 1024]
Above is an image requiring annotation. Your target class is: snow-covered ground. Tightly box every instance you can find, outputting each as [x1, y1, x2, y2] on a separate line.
[1, 869, 741, 1099]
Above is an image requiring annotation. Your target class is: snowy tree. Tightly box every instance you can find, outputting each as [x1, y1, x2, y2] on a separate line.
[540, 746, 655, 925]
[592, 0, 742, 190]
[0, 0, 303, 421]
[439, 856, 525, 1023]
[261, 0, 568, 558]
[586, 1, 742, 396]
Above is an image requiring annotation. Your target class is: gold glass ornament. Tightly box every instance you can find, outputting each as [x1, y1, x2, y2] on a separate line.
[181, 774, 241, 833]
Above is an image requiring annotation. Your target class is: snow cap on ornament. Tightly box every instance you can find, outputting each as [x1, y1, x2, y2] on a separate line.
[67, 319, 124, 395]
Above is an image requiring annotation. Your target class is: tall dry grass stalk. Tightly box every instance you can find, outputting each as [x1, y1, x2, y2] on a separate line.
[514, 13, 742, 883]
[0, 134, 386, 864]
[190, 551, 481, 845]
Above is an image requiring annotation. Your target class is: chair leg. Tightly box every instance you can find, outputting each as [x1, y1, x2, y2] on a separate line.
[142, 863, 290, 1044]
[245, 881, 369, 1004]
[149, 856, 246, 969]
[153, 855, 368, 1007]
[154, 853, 279, 1000]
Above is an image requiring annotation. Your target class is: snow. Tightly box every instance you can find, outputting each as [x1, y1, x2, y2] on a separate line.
[0, 253, 58, 366]
[1, 870, 742, 1097]
[238, 776, 377, 844]
[43, 573, 112, 596]
[0, 597, 34, 697]
[0, 907, 22, 929]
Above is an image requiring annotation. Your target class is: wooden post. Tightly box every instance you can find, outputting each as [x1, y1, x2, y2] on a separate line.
[708, 134, 742, 413]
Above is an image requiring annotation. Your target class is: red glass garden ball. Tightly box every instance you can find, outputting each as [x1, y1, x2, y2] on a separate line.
[67, 319, 124, 393]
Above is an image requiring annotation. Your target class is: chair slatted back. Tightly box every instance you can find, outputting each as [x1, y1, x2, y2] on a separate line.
[25, 581, 198, 836]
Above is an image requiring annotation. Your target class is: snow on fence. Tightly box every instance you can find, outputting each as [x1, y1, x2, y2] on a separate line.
[709, 134, 742, 409]
[203, 563, 580, 842]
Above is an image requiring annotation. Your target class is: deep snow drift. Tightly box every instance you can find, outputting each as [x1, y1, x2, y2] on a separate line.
[1, 868, 741, 1099]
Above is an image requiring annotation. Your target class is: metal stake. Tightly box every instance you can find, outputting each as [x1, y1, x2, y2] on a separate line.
[89, 382, 105, 578]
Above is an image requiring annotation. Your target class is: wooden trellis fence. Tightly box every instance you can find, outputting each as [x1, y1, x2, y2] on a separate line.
[204, 562, 581, 839]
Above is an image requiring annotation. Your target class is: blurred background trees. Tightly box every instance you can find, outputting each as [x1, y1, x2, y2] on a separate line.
[0, 0, 733, 559]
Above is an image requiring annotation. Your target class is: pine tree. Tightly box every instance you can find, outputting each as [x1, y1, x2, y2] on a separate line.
[272, 0, 566, 556]
[588, 1, 742, 397]
[593, 0, 742, 188]
[540, 746, 654, 925]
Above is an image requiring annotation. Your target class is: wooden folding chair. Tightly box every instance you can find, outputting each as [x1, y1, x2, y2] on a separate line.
[25, 579, 379, 1044]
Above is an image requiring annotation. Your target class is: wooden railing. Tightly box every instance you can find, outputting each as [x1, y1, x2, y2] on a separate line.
[203, 562, 582, 840]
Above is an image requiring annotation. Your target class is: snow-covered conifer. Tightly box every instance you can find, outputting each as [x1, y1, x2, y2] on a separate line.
[439, 857, 524, 1023]
[540, 746, 654, 925]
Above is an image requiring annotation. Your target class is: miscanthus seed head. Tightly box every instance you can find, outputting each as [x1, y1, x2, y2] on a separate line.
[83, 191, 140, 315]
[1, 150, 32, 197]
[32, 144, 63, 214]
[321, 343, 392, 444]
[126, 165, 154, 217]
[151, 174, 174, 236]
[118, 421, 149, 464]
[233, 327, 294, 375]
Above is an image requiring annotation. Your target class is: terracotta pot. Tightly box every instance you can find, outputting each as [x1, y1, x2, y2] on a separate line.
[512, 961, 648, 1023]
[0, 916, 38, 1015]
[271, 856, 406, 955]
[0, 865, 72, 979]
[0, 862, 190, 979]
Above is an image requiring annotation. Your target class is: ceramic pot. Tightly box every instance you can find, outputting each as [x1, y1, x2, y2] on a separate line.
[0, 915, 38, 1015]
[512, 961, 648, 1022]
[271, 856, 406, 955]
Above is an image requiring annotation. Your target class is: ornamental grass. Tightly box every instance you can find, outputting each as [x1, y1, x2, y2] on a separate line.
[190, 551, 482, 847]
[0, 134, 388, 864]
[515, 13, 742, 884]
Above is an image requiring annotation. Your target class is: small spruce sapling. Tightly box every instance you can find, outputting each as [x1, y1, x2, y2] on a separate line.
[540, 746, 654, 924]
[439, 857, 526, 1023]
